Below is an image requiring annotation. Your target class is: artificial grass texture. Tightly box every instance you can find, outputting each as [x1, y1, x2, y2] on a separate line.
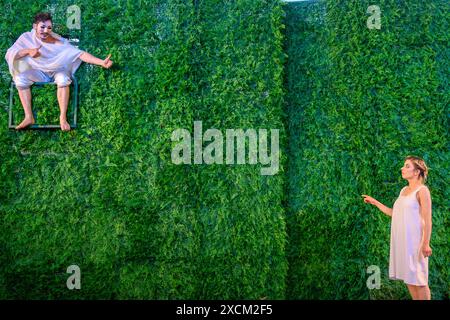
[284, 0, 449, 299]
[0, 0, 287, 299]
[0, 0, 448, 299]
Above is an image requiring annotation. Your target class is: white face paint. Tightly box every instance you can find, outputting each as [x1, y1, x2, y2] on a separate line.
[34, 20, 53, 41]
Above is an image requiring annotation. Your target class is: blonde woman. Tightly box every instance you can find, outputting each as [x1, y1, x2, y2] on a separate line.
[362, 156, 432, 300]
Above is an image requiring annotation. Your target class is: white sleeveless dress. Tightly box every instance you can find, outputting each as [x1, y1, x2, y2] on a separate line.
[389, 185, 428, 286]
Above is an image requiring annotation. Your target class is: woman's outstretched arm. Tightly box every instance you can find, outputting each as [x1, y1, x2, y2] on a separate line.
[362, 195, 393, 217]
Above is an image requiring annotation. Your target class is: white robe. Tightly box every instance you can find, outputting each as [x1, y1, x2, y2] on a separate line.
[5, 29, 84, 79]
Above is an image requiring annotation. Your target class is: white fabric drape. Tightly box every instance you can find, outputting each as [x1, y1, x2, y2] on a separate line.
[5, 29, 84, 79]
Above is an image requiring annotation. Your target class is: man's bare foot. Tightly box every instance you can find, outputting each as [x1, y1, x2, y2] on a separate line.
[60, 118, 71, 131]
[15, 117, 35, 130]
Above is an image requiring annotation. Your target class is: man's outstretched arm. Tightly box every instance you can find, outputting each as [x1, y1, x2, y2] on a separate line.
[80, 52, 113, 68]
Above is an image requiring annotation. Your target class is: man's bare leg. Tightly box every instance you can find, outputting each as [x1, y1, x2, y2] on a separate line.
[16, 88, 35, 129]
[57, 85, 70, 131]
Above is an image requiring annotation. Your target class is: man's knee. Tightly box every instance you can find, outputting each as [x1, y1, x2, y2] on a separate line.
[54, 72, 72, 88]
[14, 72, 33, 89]
[14, 69, 49, 89]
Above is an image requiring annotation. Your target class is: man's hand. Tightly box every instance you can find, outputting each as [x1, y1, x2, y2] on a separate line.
[102, 54, 113, 68]
[28, 45, 42, 58]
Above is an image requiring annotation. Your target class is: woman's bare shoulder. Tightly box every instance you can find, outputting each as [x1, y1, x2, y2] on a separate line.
[417, 185, 431, 203]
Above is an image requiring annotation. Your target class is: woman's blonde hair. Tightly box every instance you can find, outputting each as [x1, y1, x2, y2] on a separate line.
[405, 155, 429, 182]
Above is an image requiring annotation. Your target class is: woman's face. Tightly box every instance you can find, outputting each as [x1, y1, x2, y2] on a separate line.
[401, 159, 418, 180]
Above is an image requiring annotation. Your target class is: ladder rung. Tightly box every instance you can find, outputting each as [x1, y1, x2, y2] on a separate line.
[8, 124, 77, 130]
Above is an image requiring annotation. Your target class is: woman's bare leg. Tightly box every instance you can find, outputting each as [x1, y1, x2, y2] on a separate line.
[406, 284, 418, 300]
[416, 285, 431, 300]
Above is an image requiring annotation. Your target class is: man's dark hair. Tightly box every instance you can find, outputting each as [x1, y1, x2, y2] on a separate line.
[34, 12, 52, 24]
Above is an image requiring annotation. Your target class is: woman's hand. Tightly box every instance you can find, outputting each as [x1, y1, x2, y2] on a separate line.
[362, 195, 378, 205]
[421, 243, 432, 258]
[362, 194, 393, 216]
[102, 54, 113, 68]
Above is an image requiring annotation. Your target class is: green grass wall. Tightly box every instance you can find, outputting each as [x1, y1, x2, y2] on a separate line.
[285, 0, 448, 299]
[0, 0, 287, 299]
[0, 0, 448, 300]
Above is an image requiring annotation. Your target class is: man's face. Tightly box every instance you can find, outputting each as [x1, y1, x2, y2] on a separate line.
[33, 20, 53, 41]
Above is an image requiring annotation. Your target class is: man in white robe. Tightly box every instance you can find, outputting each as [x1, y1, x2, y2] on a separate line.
[5, 12, 113, 131]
